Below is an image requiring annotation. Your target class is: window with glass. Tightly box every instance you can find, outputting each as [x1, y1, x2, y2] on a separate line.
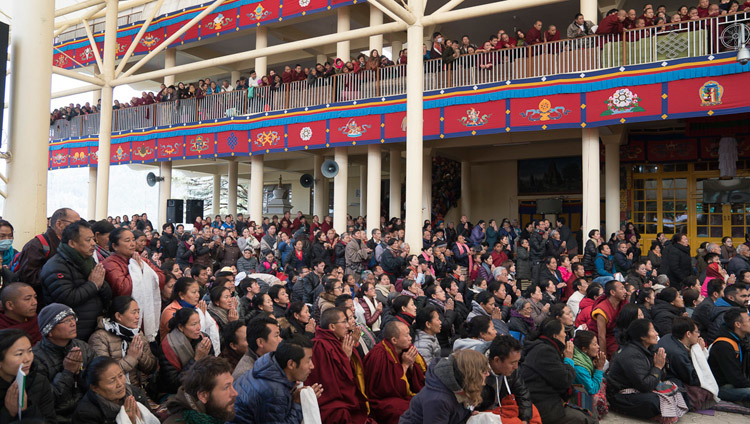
[661, 178, 688, 235]
[632, 178, 658, 235]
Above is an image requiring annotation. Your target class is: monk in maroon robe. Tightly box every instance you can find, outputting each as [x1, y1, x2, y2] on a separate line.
[596, 10, 627, 35]
[364, 321, 426, 424]
[0, 283, 42, 345]
[586, 280, 628, 358]
[305, 308, 373, 424]
[526, 21, 544, 45]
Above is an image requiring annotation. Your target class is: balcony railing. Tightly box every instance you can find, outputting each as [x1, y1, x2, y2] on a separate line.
[50, 12, 749, 141]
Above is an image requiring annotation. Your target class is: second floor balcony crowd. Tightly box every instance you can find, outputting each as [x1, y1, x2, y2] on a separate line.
[50, 6, 750, 141]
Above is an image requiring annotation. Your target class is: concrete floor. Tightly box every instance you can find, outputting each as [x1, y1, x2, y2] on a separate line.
[601, 411, 749, 424]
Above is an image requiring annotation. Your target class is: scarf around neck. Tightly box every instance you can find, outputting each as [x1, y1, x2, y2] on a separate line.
[572, 346, 595, 375]
[59, 243, 96, 276]
[103, 318, 137, 359]
[207, 303, 230, 328]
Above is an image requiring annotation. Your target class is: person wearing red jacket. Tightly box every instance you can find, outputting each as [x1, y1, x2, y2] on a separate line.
[102, 228, 165, 342]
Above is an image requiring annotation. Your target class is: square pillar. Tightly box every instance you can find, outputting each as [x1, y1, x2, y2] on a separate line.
[582, 128, 601, 234]
[333, 147, 349, 234]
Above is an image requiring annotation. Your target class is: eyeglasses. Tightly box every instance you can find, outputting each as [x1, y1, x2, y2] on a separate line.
[332, 321, 348, 325]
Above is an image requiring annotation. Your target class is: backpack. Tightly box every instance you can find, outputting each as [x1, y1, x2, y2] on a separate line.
[711, 336, 741, 361]
[10, 234, 50, 273]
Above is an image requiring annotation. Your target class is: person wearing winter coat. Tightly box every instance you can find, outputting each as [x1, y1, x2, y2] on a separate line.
[582, 229, 600, 274]
[452, 315, 495, 354]
[399, 349, 489, 424]
[650, 287, 685, 337]
[237, 246, 259, 273]
[158, 308, 215, 395]
[217, 235, 242, 268]
[345, 230, 371, 278]
[520, 319, 595, 424]
[707, 308, 750, 404]
[160, 223, 179, 260]
[88, 296, 157, 390]
[232, 336, 318, 424]
[570, 330, 607, 419]
[72, 357, 156, 424]
[515, 239, 532, 281]
[607, 319, 687, 420]
[478, 335, 538, 423]
[659, 234, 692, 290]
[102, 228, 165, 342]
[0, 329, 57, 423]
[175, 236, 194, 271]
[39, 221, 113, 341]
[33, 303, 97, 424]
[413, 306, 442, 365]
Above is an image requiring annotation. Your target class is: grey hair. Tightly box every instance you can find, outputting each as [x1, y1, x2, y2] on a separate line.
[514, 297, 530, 311]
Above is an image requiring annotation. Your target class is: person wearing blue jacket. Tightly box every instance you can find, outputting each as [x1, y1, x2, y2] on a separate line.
[232, 335, 322, 424]
[571, 330, 607, 418]
[594, 244, 616, 284]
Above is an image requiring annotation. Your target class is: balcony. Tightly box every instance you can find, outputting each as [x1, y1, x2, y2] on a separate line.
[50, 12, 750, 141]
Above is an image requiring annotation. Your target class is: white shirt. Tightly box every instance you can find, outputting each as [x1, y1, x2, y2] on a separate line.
[567, 291, 585, 318]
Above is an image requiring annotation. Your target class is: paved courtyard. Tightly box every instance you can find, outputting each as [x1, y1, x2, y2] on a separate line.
[602, 411, 748, 424]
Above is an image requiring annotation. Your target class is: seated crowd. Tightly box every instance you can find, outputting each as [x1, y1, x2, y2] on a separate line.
[1, 204, 750, 423]
[51, 0, 750, 127]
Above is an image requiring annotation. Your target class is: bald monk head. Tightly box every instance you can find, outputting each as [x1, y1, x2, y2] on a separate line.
[0, 282, 37, 322]
[383, 321, 412, 353]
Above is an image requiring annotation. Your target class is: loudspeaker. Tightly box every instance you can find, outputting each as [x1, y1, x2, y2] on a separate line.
[300, 174, 314, 188]
[321, 160, 339, 178]
[166, 199, 184, 224]
[186, 199, 205, 224]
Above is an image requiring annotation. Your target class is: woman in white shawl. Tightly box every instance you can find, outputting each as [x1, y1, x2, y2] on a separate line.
[103, 228, 165, 342]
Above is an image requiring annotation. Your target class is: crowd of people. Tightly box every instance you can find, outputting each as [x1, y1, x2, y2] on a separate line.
[1, 204, 750, 423]
[51, 0, 750, 127]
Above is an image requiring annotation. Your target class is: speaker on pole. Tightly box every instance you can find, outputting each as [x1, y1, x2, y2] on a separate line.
[300, 174, 314, 188]
[166, 199, 184, 224]
[321, 160, 339, 178]
[185, 199, 205, 225]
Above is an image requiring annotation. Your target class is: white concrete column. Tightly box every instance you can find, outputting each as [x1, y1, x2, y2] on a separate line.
[461, 161, 471, 220]
[333, 147, 349, 234]
[604, 139, 621, 238]
[367, 145, 382, 230]
[255, 27, 268, 77]
[581, 0, 599, 23]
[392, 40, 404, 58]
[404, 0, 424, 250]
[212, 174, 221, 216]
[94, 0, 119, 220]
[5, 0, 53, 237]
[227, 159, 238, 217]
[359, 164, 367, 218]
[158, 161, 172, 227]
[422, 150, 432, 222]
[369, 5, 384, 53]
[230, 70, 241, 87]
[87, 167, 97, 219]
[336, 6, 351, 61]
[582, 128, 601, 234]
[250, 155, 264, 223]
[164, 48, 176, 86]
[316, 54, 328, 65]
[389, 148, 401, 219]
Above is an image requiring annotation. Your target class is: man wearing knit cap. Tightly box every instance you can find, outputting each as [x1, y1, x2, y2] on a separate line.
[32, 303, 96, 424]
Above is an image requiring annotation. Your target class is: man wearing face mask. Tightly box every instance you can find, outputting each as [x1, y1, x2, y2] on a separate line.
[0, 220, 18, 286]
[430, 32, 444, 59]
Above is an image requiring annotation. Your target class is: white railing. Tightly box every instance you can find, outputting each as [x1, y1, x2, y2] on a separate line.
[50, 12, 750, 141]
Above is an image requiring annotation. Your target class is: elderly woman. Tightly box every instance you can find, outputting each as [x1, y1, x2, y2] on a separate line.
[103, 228, 165, 342]
[158, 308, 214, 395]
[207, 286, 240, 334]
[159, 276, 220, 354]
[72, 357, 158, 423]
[88, 296, 157, 391]
[509, 298, 536, 342]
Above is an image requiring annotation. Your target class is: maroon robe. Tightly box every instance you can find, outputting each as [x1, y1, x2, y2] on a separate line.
[526, 27, 543, 45]
[363, 340, 426, 424]
[596, 14, 624, 35]
[305, 328, 372, 424]
[586, 294, 626, 358]
[0, 313, 41, 345]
